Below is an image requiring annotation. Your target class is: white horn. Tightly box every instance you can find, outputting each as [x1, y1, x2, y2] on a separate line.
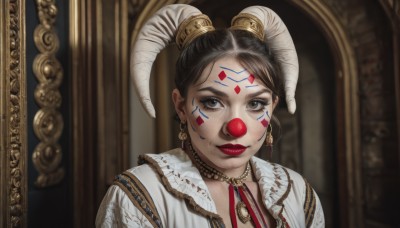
[236, 6, 299, 114]
[130, 4, 205, 118]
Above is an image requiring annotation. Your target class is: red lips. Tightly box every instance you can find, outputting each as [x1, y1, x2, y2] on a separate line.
[217, 144, 247, 156]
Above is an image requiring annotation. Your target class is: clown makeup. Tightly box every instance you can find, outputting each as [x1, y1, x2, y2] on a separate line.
[214, 66, 258, 94]
[173, 56, 278, 176]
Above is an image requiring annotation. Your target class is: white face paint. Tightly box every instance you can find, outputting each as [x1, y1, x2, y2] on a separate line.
[173, 56, 277, 176]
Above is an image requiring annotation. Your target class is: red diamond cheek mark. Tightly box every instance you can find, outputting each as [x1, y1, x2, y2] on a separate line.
[234, 85, 241, 94]
[261, 119, 269, 127]
[248, 74, 255, 84]
[218, 71, 227, 80]
[196, 116, 204, 126]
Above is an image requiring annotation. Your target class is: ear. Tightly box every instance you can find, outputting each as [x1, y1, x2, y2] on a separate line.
[172, 88, 187, 122]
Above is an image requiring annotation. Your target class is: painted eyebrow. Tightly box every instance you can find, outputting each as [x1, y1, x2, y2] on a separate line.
[246, 89, 272, 98]
[197, 87, 228, 97]
[197, 87, 272, 98]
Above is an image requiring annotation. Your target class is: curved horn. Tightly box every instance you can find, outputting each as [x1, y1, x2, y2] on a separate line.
[130, 4, 206, 118]
[234, 6, 299, 114]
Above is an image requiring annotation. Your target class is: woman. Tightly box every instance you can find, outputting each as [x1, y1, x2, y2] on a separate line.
[96, 4, 324, 228]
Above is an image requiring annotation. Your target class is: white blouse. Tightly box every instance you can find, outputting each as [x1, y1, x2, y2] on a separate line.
[96, 148, 325, 227]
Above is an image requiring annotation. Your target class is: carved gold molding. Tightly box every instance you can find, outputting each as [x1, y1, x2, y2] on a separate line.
[1, 0, 27, 227]
[33, 0, 64, 188]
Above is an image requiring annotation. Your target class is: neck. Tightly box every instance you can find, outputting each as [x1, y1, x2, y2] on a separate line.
[186, 142, 251, 186]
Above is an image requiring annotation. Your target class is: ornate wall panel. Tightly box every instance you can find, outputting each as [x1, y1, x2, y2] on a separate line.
[0, 0, 27, 227]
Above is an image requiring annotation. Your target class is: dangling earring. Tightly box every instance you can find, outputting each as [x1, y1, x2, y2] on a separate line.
[178, 121, 188, 149]
[265, 124, 273, 160]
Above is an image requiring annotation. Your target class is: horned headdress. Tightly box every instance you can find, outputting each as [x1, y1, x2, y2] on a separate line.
[131, 4, 298, 118]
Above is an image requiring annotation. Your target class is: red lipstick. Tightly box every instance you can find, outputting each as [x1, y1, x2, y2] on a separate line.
[217, 144, 247, 156]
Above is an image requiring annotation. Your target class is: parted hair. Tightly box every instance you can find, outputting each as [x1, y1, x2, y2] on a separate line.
[175, 29, 283, 101]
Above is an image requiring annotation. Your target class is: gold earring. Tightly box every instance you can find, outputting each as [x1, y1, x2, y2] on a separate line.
[265, 124, 273, 161]
[178, 121, 188, 148]
[265, 124, 273, 146]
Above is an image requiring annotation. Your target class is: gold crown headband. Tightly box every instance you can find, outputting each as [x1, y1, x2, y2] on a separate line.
[231, 13, 265, 41]
[175, 13, 265, 50]
[176, 14, 215, 50]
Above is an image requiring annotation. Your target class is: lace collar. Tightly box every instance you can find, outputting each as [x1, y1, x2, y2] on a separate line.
[139, 148, 291, 218]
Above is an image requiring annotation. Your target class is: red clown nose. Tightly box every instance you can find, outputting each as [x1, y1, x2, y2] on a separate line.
[226, 118, 247, 137]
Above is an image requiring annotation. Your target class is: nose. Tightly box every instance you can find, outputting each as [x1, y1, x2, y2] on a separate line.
[225, 118, 247, 138]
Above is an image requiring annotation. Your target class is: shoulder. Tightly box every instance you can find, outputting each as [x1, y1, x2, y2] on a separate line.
[281, 166, 308, 193]
[280, 165, 325, 228]
[96, 179, 158, 227]
[96, 150, 184, 228]
[251, 157, 325, 227]
[252, 157, 309, 199]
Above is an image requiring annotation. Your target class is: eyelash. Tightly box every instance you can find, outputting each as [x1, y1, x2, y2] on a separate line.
[198, 97, 270, 112]
[247, 99, 269, 112]
[199, 97, 223, 111]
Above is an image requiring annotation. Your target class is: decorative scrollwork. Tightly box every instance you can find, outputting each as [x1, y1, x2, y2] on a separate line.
[36, 0, 57, 29]
[34, 84, 62, 108]
[34, 24, 59, 53]
[33, 54, 63, 87]
[33, 109, 63, 143]
[33, 0, 64, 188]
[33, 143, 65, 188]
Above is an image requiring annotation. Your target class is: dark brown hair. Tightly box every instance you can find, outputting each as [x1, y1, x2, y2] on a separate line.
[175, 29, 283, 100]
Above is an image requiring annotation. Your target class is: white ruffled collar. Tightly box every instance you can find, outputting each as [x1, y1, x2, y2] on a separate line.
[140, 148, 291, 218]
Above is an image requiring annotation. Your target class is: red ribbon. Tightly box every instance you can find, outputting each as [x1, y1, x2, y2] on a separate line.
[229, 184, 238, 228]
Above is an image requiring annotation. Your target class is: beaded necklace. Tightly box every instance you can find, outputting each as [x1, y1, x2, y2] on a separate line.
[187, 143, 268, 228]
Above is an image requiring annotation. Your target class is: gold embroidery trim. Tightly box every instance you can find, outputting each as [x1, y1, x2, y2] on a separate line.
[139, 154, 223, 222]
[303, 179, 316, 227]
[114, 172, 162, 228]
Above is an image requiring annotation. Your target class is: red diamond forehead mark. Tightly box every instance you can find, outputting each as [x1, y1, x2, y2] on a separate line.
[196, 116, 204, 125]
[218, 71, 227, 81]
[261, 119, 268, 127]
[234, 85, 241, 94]
[248, 74, 255, 84]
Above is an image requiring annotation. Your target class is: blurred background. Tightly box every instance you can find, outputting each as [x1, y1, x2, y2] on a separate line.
[1, 0, 399, 227]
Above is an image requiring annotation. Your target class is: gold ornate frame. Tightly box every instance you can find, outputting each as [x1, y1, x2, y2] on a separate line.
[0, 0, 27, 227]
